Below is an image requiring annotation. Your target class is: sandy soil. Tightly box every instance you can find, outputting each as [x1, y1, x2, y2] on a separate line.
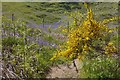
[46, 59, 83, 78]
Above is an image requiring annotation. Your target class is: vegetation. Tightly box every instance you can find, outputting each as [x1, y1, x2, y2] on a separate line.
[2, 17, 52, 78]
[2, 2, 120, 79]
[51, 3, 119, 60]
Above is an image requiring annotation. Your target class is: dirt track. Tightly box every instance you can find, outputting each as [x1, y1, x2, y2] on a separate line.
[46, 59, 83, 78]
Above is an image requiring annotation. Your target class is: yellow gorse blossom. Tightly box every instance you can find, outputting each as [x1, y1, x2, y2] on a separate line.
[62, 48, 73, 57]
[85, 37, 90, 40]
[102, 16, 120, 24]
[51, 3, 119, 61]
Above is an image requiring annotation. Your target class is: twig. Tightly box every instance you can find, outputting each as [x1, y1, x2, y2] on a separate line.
[73, 60, 78, 73]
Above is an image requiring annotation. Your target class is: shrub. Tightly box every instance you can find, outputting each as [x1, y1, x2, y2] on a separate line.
[51, 3, 120, 78]
[51, 3, 120, 61]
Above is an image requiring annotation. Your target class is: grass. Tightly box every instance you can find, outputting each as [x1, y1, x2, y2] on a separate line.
[3, 2, 118, 24]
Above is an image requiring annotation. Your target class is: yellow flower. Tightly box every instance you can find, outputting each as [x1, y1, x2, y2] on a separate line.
[108, 42, 113, 46]
[50, 55, 57, 61]
[105, 51, 108, 55]
[67, 41, 70, 44]
[78, 55, 85, 60]
[62, 48, 73, 57]
[108, 30, 113, 33]
[85, 37, 90, 40]
[77, 55, 82, 60]
[79, 38, 82, 41]
[90, 32, 94, 36]
[62, 29, 67, 33]
[69, 52, 76, 59]
[83, 44, 89, 51]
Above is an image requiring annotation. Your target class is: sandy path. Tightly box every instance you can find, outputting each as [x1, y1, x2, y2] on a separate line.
[46, 59, 83, 78]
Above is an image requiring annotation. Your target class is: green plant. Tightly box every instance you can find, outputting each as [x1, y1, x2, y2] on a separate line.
[2, 16, 56, 78]
[51, 3, 119, 61]
[81, 55, 120, 78]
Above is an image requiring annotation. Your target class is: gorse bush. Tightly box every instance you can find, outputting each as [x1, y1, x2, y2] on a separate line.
[51, 3, 120, 78]
[51, 3, 119, 61]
